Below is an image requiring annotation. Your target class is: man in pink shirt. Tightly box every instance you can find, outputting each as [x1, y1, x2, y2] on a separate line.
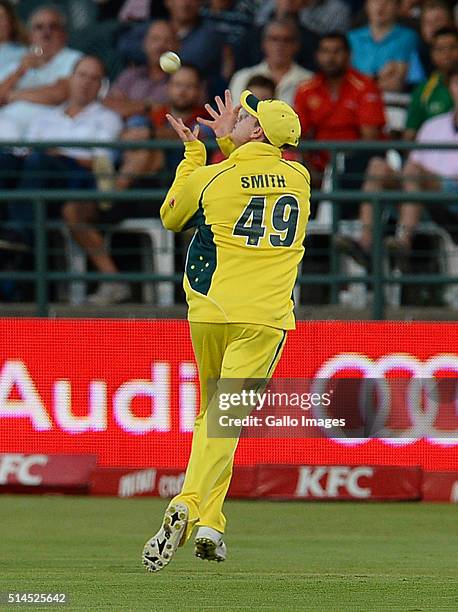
[386, 64, 458, 260]
[104, 20, 176, 118]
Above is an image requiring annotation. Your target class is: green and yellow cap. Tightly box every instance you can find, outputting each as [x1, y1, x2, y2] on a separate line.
[240, 89, 301, 148]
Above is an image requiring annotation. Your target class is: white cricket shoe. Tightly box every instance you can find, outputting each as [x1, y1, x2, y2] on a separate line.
[194, 526, 227, 562]
[142, 503, 188, 573]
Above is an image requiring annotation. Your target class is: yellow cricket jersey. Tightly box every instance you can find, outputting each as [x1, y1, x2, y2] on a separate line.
[160, 138, 310, 330]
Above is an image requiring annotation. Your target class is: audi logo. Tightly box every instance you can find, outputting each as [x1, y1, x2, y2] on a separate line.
[311, 353, 458, 446]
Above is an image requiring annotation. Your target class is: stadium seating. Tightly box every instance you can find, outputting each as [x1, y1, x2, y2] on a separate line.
[107, 218, 175, 306]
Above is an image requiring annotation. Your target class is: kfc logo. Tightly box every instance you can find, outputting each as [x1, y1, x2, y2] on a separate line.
[295, 466, 373, 498]
[0, 453, 48, 485]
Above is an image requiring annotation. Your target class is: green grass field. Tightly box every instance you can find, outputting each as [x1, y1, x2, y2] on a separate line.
[0, 496, 456, 611]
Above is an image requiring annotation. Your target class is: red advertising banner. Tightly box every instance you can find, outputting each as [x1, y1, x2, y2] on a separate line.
[91, 467, 185, 498]
[422, 471, 458, 502]
[256, 465, 421, 500]
[0, 319, 457, 471]
[91, 464, 421, 501]
[91, 466, 258, 499]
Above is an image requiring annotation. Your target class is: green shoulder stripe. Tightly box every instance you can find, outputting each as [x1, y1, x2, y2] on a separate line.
[420, 73, 440, 104]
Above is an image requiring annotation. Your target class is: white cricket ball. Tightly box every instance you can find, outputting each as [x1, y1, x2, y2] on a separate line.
[159, 51, 181, 74]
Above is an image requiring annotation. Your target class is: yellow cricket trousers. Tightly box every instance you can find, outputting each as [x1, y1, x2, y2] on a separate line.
[171, 321, 287, 543]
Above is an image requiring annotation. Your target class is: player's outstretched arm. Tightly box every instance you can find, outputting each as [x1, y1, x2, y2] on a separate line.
[160, 114, 206, 232]
[197, 89, 237, 138]
[166, 114, 200, 141]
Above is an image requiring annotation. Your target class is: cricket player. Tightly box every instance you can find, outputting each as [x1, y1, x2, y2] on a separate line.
[142, 89, 310, 572]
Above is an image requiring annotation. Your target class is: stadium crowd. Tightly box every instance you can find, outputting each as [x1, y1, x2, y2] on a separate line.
[0, 0, 457, 304]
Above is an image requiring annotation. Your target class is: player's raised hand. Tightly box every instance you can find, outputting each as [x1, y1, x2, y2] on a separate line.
[166, 114, 200, 142]
[197, 89, 237, 138]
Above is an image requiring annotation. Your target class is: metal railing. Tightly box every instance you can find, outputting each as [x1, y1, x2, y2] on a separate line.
[0, 139, 457, 319]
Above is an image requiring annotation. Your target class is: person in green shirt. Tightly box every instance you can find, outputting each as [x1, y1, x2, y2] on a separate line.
[405, 26, 458, 138]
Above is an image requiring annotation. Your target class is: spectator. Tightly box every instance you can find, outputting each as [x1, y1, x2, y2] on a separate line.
[109, 114, 164, 193]
[385, 65, 458, 266]
[104, 20, 177, 119]
[118, 0, 224, 94]
[201, 0, 254, 48]
[58, 64, 209, 306]
[238, 0, 318, 72]
[66, 107, 165, 305]
[0, 56, 123, 299]
[107, 63, 209, 192]
[405, 26, 458, 137]
[256, 0, 351, 35]
[0, 0, 27, 82]
[413, 0, 454, 78]
[150, 63, 210, 172]
[166, 0, 224, 90]
[0, 5, 82, 139]
[348, 0, 421, 92]
[201, 0, 254, 80]
[335, 27, 458, 265]
[376, 13, 447, 138]
[364, 0, 448, 136]
[294, 32, 385, 196]
[230, 18, 313, 106]
[245, 74, 276, 101]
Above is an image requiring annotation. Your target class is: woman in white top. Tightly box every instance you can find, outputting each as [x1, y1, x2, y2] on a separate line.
[0, 0, 27, 82]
